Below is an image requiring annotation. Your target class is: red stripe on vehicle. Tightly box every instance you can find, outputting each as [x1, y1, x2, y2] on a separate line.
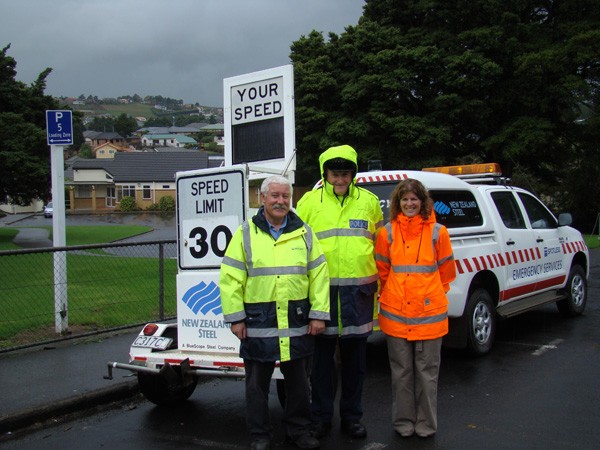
[536, 275, 567, 290]
[464, 259, 473, 272]
[492, 254, 500, 266]
[500, 280, 538, 301]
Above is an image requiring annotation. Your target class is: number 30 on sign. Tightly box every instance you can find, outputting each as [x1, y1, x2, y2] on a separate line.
[181, 216, 237, 268]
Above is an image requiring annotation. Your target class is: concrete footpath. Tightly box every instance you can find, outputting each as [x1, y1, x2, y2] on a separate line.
[0, 330, 142, 434]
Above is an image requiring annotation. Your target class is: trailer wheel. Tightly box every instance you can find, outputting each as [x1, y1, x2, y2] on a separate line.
[556, 264, 587, 316]
[137, 365, 198, 405]
[465, 288, 496, 356]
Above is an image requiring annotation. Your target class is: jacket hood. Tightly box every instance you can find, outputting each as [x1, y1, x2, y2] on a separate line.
[318, 145, 358, 180]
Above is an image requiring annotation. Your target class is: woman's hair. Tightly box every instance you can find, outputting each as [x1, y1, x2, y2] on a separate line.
[389, 178, 433, 221]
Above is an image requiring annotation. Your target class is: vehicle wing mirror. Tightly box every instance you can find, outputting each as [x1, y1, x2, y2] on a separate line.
[558, 213, 572, 226]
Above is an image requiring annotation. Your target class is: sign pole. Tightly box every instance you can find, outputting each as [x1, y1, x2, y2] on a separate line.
[46, 110, 73, 334]
[51, 144, 68, 333]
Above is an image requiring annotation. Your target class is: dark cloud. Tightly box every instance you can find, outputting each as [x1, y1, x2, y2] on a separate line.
[1, 0, 364, 106]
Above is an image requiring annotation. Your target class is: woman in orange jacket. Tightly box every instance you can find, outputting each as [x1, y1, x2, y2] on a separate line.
[375, 178, 456, 438]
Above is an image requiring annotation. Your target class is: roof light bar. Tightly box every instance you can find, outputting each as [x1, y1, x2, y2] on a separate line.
[422, 163, 502, 176]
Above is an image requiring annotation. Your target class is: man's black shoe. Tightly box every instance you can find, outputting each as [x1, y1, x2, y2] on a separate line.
[310, 421, 332, 438]
[285, 433, 320, 449]
[250, 438, 271, 450]
[341, 420, 367, 439]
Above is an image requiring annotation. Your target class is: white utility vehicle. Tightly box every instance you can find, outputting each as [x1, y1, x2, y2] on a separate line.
[105, 162, 588, 404]
[356, 162, 588, 354]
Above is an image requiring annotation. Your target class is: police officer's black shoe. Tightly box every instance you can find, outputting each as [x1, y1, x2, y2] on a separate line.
[310, 421, 331, 438]
[285, 433, 320, 449]
[341, 420, 367, 439]
[250, 438, 271, 450]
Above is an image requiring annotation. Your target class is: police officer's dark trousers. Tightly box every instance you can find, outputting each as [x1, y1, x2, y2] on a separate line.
[310, 335, 367, 424]
[244, 356, 312, 440]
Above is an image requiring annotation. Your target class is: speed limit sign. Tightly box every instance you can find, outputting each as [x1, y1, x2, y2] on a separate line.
[176, 166, 247, 270]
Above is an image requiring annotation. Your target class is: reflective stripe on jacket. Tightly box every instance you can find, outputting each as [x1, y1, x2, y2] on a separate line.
[219, 209, 330, 362]
[375, 212, 456, 340]
[296, 145, 384, 337]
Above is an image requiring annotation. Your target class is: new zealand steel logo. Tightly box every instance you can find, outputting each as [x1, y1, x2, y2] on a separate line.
[182, 281, 222, 315]
[434, 201, 451, 215]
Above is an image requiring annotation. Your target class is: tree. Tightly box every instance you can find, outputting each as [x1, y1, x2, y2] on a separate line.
[87, 116, 114, 132]
[79, 143, 93, 159]
[113, 113, 137, 137]
[0, 44, 60, 205]
[290, 0, 600, 228]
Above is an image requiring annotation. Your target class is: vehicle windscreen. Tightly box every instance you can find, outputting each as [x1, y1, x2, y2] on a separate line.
[359, 183, 483, 228]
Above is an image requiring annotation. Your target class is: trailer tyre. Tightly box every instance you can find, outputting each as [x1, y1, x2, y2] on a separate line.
[137, 369, 198, 405]
[465, 288, 496, 356]
[556, 264, 587, 316]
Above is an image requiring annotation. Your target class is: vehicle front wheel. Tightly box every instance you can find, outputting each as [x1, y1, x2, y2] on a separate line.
[137, 363, 198, 405]
[465, 288, 496, 356]
[556, 264, 587, 316]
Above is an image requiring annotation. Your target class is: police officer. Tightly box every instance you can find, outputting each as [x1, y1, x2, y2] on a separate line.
[220, 175, 330, 450]
[296, 145, 384, 439]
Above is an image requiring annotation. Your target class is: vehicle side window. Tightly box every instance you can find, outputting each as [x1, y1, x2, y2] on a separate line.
[518, 192, 558, 229]
[428, 190, 483, 228]
[491, 192, 526, 229]
[359, 182, 483, 228]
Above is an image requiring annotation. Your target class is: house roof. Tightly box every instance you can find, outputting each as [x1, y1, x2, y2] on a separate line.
[72, 151, 210, 183]
[201, 123, 225, 131]
[83, 131, 124, 140]
[142, 134, 197, 144]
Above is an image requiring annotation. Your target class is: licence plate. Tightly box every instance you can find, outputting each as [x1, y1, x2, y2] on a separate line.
[132, 335, 173, 350]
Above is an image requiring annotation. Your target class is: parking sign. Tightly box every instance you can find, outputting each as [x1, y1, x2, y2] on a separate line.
[46, 110, 73, 146]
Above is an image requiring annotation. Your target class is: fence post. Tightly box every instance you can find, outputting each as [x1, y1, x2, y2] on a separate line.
[158, 242, 165, 320]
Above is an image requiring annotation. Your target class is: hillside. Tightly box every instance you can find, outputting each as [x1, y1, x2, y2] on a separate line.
[65, 101, 222, 121]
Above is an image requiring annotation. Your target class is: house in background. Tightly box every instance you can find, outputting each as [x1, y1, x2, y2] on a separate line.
[93, 142, 134, 159]
[83, 131, 126, 148]
[140, 134, 197, 148]
[68, 151, 219, 211]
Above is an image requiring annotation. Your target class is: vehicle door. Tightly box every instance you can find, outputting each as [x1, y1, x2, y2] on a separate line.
[488, 190, 539, 304]
[516, 191, 568, 291]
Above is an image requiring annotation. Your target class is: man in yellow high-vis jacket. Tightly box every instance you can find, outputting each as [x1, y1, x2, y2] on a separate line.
[220, 175, 330, 450]
[296, 145, 384, 440]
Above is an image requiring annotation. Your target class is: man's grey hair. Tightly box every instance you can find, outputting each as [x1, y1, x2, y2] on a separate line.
[260, 175, 293, 196]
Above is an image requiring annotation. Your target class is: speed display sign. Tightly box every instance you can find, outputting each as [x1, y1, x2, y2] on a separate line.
[176, 166, 247, 270]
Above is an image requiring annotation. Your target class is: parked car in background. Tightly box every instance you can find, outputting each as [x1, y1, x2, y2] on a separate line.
[43, 202, 53, 218]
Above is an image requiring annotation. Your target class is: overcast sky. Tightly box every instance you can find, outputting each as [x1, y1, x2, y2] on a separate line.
[1, 0, 365, 107]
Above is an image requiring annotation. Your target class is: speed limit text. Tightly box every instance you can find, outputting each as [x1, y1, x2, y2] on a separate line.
[191, 179, 229, 214]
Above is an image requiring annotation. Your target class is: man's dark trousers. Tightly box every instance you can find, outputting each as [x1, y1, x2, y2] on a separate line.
[245, 356, 312, 439]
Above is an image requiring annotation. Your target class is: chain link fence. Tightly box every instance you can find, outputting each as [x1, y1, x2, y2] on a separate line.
[0, 240, 177, 353]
